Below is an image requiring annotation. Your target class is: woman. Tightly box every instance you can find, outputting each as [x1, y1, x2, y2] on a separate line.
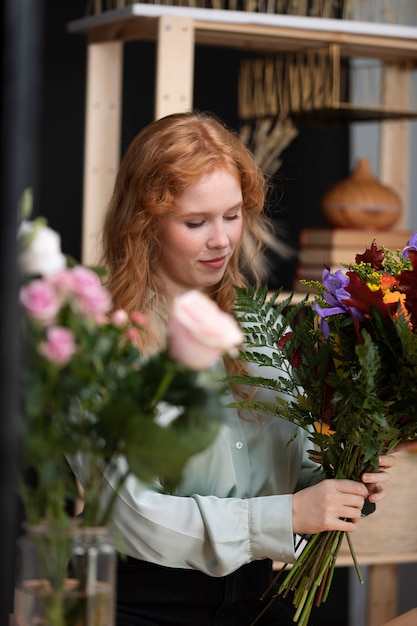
[98, 111, 394, 625]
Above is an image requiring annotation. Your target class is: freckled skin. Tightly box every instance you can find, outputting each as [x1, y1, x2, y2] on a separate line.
[157, 168, 243, 304]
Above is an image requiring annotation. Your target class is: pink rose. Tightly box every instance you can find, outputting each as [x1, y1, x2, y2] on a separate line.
[130, 311, 148, 326]
[38, 326, 77, 366]
[68, 266, 111, 317]
[49, 268, 77, 295]
[124, 327, 141, 343]
[111, 309, 129, 326]
[167, 290, 244, 370]
[20, 280, 61, 324]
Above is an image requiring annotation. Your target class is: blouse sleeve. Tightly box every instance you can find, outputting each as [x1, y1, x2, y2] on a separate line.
[100, 468, 297, 577]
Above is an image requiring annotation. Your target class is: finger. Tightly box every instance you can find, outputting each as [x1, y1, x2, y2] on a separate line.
[367, 486, 386, 504]
[330, 494, 367, 520]
[344, 493, 368, 510]
[338, 505, 364, 523]
[336, 479, 369, 498]
[361, 469, 389, 484]
[377, 454, 396, 469]
[324, 518, 358, 533]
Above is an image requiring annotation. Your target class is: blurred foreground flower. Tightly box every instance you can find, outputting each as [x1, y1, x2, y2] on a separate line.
[18, 217, 242, 529]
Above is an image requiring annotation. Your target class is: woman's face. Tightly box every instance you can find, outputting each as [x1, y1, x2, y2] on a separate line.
[157, 168, 243, 301]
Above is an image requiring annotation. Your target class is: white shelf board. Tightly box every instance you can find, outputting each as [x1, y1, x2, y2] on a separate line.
[68, 4, 417, 60]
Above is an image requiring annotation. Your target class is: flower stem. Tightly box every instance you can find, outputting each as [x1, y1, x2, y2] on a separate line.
[99, 467, 131, 527]
[152, 359, 177, 406]
[345, 531, 364, 584]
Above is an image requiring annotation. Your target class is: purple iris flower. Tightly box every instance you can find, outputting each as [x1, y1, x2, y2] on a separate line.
[402, 232, 417, 258]
[314, 268, 365, 338]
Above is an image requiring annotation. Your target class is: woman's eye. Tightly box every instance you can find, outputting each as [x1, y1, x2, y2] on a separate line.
[185, 220, 205, 228]
[184, 213, 240, 227]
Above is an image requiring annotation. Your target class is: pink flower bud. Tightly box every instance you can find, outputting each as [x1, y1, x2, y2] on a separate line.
[130, 311, 148, 326]
[124, 327, 141, 343]
[38, 326, 77, 366]
[111, 309, 129, 326]
[68, 266, 112, 317]
[167, 290, 243, 370]
[49, 268, 77, 294]
[20, 280, 61, 325]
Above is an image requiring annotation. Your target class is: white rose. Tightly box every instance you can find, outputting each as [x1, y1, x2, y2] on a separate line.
[18, 219, 67, 277]
[167, 290, 244, 370]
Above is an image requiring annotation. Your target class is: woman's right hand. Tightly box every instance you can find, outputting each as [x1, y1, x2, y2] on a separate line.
[292, 479, 369, 535]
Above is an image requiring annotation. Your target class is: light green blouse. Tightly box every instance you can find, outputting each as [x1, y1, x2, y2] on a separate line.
[91, 347, 321, 578]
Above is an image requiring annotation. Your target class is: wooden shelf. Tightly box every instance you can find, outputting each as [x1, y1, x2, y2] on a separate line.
[274, 552, 417, 626]
[274, 551, 417, 570]
[69, 5, 417, 61]
[68, 5, 417, 265]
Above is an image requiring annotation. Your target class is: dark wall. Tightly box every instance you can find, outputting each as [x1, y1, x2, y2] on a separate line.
[38, 0, 87, 261]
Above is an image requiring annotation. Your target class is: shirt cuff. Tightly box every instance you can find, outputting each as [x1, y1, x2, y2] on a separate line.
[248, 494, 296, 564]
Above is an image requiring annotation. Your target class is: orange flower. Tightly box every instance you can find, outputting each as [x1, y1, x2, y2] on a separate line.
[383, 290, 410, 325]
[380, 274, 397, 291]
[315, 421, 335, 435]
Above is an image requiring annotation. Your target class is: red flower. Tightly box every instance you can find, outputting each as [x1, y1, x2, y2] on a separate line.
[343, 271, 398, 319]
[355, 241, 385, 269]
[322, 383, 336, 429]
[278, 331, 302, 369]
[397, 250, 417, 329]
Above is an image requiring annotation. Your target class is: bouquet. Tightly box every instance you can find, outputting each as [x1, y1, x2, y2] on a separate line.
[17, 214, 243, 529]
[16, 214, 244, 625]
[227, 232, 417, 626]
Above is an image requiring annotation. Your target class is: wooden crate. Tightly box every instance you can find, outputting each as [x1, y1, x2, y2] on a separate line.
[382, 608, 417, 626]
[339, 451, 417, 556]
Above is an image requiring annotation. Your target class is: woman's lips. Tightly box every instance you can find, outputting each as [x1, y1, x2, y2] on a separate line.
[200, 256, 227, 269]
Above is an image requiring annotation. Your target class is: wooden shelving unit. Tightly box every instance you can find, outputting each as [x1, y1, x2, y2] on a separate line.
[68, 5, 417, 265]
[69, 5, 417, 59]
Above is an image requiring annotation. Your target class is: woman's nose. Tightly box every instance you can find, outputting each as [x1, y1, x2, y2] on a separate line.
[207, 221, 229, 248]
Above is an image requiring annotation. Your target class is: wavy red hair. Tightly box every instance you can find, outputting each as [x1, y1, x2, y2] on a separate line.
[102, 111, 274, 354]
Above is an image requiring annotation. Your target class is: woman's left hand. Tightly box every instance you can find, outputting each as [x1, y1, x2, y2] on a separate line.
[361, 454, 396, 504]
[361, 442, 417, 503]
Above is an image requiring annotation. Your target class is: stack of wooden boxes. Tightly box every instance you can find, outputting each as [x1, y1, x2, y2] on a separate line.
[295, 228, 412, 292]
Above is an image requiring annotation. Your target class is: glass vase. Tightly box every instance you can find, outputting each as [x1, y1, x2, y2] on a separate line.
[13, 521, 116, 626]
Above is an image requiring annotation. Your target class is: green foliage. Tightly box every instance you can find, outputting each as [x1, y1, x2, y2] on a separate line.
[227, 286, 417, 482]
[19, 303, 223, 528]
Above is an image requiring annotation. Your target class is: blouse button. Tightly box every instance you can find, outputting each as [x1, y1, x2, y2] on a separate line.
[235, 441, 244, 450]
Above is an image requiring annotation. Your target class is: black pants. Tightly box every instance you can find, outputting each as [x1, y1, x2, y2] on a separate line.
[116, 556, 295, 626]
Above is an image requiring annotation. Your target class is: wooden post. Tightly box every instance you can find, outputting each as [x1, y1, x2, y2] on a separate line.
[155, 15, 195, 120]
[367, 563, 398, 626]
[82, 41, 123, 266]
[379, 64, 411, 230]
